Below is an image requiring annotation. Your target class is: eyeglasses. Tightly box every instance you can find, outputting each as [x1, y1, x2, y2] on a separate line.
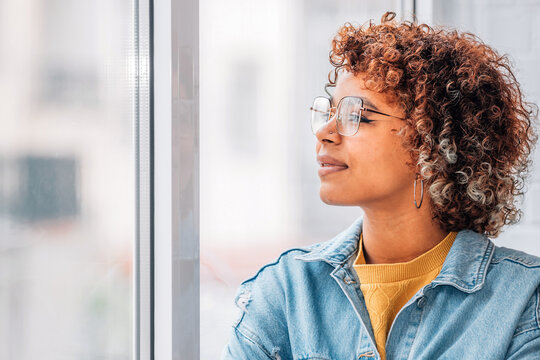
[309, 83, 405, 136]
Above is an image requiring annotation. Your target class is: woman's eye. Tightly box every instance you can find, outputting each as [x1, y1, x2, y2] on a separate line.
[345, 113, 373, 123]
[360, 116, 373, 123]
[349, 113, 373, 123]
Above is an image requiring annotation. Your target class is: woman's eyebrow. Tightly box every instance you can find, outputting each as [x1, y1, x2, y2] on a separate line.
[330, 95, 381, 111]
[363, 99, 381, 111]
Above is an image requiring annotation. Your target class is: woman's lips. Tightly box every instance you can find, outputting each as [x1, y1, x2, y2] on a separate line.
[318, 164, 348, 177]
[316, 154, 348, 177]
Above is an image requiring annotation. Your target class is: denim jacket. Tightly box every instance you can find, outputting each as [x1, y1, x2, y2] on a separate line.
[221, 216, 540, 360]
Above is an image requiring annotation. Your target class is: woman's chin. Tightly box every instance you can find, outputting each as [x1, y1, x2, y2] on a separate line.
[319, 188, 348, 205]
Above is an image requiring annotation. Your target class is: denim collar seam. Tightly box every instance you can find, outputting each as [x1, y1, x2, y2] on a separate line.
[490, 255, 540, 267]
[293, 245, 357, 265]
[476, 240, 495, 284]
[431, 238, 493, 292]
[468, 237, 494, 291]
[536, 286, 540, 329]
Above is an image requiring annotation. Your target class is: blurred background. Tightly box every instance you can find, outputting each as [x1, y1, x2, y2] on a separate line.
[1, 0, 539, 359]
[0, 0, 135, 358]
[200, 0, 540, 359]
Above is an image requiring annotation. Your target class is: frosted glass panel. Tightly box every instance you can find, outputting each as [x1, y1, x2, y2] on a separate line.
[0, 0, 135, 358]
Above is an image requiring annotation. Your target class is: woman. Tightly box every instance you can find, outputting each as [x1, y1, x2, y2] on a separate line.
[222, 12, 540, 360]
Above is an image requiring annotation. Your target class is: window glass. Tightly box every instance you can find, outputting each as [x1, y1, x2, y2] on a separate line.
[0, 0, 135, 358]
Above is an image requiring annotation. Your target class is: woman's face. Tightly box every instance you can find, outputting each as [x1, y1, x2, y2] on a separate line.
[315, 70, 416, 211]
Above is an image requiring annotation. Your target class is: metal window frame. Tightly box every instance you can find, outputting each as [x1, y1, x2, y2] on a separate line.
[153, 0, 200, 359]
[134, 0, 153, 358]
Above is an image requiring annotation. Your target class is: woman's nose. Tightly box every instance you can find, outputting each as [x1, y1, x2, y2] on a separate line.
[315, 109, 340, 143]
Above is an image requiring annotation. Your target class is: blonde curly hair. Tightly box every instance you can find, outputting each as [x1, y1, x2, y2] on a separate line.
[328, 12, 539, 237]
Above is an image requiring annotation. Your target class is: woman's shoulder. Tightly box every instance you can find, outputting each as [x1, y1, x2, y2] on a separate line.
[237, 239, 335, 288]
[231, 238, 342, 315]
[483, 242, 540, 295]
[487, 245, 540, 349]
[229, 240, 336, 350]
[490, 243, 540, 268]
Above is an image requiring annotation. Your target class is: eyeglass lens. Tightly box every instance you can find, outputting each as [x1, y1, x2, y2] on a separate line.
[311, 96, 363, 136]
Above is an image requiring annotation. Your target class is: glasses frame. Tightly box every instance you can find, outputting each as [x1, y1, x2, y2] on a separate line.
[309, 83, 405, 136]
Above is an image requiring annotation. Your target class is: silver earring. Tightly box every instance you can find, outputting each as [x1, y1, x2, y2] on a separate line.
[414, 173, 424, 208]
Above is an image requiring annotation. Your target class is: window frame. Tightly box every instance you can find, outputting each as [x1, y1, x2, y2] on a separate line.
[152, 0, 200, 359]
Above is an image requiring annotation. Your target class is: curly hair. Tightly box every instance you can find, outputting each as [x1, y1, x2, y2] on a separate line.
[328, 11, 539, 238]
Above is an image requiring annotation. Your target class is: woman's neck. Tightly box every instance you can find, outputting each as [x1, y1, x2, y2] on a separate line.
[360, 201, 448, 264]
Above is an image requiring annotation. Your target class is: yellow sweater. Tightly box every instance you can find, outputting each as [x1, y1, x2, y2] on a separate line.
[353, 231, 458, 360]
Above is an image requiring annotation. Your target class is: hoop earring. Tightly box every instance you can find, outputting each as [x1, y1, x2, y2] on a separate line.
[414, 173, 424, 209]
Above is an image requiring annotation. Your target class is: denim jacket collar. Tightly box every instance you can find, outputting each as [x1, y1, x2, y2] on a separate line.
[293, 215, 495, 293]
